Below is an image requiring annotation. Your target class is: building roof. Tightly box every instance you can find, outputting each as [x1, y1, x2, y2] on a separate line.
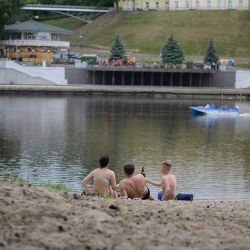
[5, 20, 72, 34]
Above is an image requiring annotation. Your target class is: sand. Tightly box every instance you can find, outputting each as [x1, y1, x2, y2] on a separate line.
[0, 181, 250, 250]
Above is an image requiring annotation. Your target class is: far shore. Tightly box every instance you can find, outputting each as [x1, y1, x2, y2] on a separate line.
[0, 180, 250, 250]
[0, 84, 249, 100]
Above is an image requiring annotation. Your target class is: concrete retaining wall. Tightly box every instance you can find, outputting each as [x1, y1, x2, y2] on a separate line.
[25, 67, 67, 85]
[211, 71, 235, 87]
[0, 69, 55, 85]
[0, 60, 67, 85]
[65, 68, 88, 85]
[66, 67, 238, 88]
[235, 70, 250, 88]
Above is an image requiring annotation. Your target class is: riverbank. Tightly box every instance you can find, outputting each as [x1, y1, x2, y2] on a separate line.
[0, 181, 250, 250]
[0, 84, 250, 99]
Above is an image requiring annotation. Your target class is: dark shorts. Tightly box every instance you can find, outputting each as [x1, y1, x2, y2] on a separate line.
[142, 186, 150, 200]
[157, 191, 162, 201]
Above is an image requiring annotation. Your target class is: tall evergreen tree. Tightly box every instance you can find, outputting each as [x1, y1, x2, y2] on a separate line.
[109, 34, 125, 61]
[161, 35, 184, 65]
[204, 39, 219, 64]
[0, 0, 24, 39]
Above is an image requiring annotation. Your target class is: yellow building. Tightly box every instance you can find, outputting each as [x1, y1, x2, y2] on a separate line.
[118, 0, 249, 10]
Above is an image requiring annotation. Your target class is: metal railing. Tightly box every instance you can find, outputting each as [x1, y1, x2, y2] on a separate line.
[1, 40, 70, 48]
[23, 4, 112, 11]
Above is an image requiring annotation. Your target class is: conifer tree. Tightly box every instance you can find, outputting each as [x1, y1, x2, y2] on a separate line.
[161, 35, 184, 65]
[109, 34, 125, 61]
[204, 39, 219, 64]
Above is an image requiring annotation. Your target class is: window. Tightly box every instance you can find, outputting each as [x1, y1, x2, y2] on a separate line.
[4, 32, 10, 40]
[146, 2, 149, 10]
[124, 0, 130, 10]
[196, 0, 199, 8]
[239, 0, 244, 8]
[24, 32, 36, 40]
[156, 2, 159, 9]
[185, 0, 189, 8]
[175, 1, 179, 9]
[217, 0, 221, 8]
[135, 0, 140, 9]
[51, 33, 58, 41]
[165, 1, 169, 9]
[228, 0, 232, 8]
[10, 32, 21, 40]
[207, 0, 211, 8]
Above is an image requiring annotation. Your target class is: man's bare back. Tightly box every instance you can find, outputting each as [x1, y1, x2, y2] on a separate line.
[119, 174, 148, 199]
[162, 174, 176, 200]
[146, 160, 176, 201]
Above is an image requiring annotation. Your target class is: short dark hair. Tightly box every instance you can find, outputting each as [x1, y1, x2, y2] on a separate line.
[124, 164, 135, 176]
[99, 155, 109, 168]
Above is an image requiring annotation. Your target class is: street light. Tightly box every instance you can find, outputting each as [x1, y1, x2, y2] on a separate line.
[32, 49, 35, 62]
[17, 49, 20, 61]
[80, 34, 83, 48]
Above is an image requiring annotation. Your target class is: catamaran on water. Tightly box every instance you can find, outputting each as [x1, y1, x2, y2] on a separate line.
[190, 104, 240, 116]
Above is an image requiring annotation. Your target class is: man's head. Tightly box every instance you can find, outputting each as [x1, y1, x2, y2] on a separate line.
[161, 160, 172, 174]
[124, 163, 135, 177]
[99, 155, 109, 168]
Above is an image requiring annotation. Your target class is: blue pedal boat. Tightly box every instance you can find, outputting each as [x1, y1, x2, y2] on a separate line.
[190, 105, 240, 116]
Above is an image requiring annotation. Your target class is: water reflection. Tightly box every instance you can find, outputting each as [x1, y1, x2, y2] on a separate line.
[0, 96, 249, 199]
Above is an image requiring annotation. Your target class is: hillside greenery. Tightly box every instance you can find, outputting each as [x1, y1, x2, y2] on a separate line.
[1, 0, 249, 57]
[56, 10, 250, 57]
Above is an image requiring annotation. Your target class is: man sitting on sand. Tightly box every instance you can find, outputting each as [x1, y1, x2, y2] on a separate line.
[82, 155, 117, 197]
[119, 164, 154, 200]
[146, 160, 176, 201]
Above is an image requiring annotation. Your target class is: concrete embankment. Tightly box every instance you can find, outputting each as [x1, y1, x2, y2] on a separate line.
[0, 84, 249, 99]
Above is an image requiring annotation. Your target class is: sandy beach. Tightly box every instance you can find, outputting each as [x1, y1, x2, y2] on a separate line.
[0, 181, 250, 250]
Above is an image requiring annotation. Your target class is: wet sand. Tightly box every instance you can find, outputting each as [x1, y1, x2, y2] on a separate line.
[0, 181, 250, 250]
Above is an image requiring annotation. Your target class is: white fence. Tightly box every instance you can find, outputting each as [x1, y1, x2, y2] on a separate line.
[1, 40, 70, 48]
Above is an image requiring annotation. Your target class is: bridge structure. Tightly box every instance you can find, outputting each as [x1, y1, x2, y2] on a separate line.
[22, 4, 112, 23]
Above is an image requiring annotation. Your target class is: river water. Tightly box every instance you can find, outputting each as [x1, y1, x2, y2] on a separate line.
[0, 95, 249, 200]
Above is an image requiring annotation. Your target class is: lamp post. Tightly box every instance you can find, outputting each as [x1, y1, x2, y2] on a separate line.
[17, 49, 20, 61]
[80, 34, 83, 48]
[15, 45, 18, 61]
[32, 49, 35, 63]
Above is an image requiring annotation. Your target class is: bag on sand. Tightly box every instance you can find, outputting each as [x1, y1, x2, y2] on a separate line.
[175, 193, 193, 201]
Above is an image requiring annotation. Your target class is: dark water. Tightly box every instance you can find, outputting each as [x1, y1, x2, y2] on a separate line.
[0, 95, 249, 200]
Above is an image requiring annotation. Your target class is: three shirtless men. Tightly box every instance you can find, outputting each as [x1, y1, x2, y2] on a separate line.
[82, 155, 176, 201]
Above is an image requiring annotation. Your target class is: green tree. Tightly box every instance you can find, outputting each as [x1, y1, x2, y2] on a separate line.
[161, 35, 184, 65]
[109, 34, 125, 61]
[204, 39, 219, 64]
[0, 0, 24, 39]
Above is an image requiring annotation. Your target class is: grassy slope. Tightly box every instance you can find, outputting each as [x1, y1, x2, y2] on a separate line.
[47, 10, 250, 57]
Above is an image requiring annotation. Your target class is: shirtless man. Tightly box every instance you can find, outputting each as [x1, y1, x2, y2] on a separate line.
[146, 160, 176, 201]
[82, 155, 117, 196]
[119, 164, 154, 200]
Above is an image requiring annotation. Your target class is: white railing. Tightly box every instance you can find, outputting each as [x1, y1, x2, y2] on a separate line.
[22, 4, 112, 12]
[1, 40, 70, 48]
[24, 4, 111, 10]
